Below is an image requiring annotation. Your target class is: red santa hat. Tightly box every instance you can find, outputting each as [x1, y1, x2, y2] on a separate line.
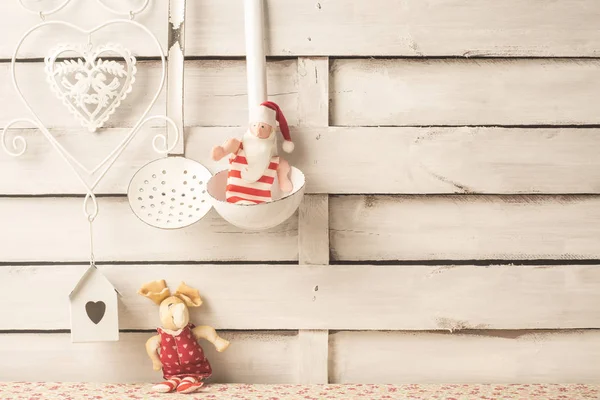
[250, 101, 294, 153]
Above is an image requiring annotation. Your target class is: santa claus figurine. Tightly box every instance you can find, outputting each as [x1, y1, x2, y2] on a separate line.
[211, 101, 294, 204]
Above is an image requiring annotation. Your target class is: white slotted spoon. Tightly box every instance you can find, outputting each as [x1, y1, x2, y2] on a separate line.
[127, 156, 213, 229]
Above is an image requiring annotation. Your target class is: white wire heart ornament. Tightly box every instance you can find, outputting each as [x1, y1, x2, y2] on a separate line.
[4, 20, 175, 200]
[45, 43, 137, 133]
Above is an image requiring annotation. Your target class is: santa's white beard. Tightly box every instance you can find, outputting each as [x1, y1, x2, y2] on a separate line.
[240, 129, 277, 183]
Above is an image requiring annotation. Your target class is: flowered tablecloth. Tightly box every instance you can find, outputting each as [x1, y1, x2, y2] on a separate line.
[0, 383, 598, 400]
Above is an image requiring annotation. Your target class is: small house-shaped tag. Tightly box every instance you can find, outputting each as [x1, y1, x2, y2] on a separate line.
[69, 265, 120, 343]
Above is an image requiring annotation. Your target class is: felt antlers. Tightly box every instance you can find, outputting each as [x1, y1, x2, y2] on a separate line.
[138, 279, 171, 305]
[138, 280, 203, 307]
[174, 282, 203, 307]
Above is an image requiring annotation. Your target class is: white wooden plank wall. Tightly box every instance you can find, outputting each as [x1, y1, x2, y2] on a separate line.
[1, 0, 599, 385]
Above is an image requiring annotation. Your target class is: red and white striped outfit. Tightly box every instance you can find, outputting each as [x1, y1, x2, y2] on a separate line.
[226, 143, 279, 204]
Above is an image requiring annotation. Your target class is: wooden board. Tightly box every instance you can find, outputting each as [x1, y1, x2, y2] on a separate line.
[0, 331, 298, 383]
[8, 59, 600, 129]
[0, 60, 297, 130]
[298, 330, 329, 384]
[329, 330, 600, 383]
[330, 59, 600, 126]
[184, 60, 298, 127]
[0, 198, 297, 263]
[1, 61, 165, 129]
[5, 1, 600, 58]
[0, 1, 168, 59]
[3, 264, 599, 330]
[3, 330, 599, 384]
[4, 127, 600, 195]
[330, 195, 600, 261]
[184, 0, 600, 57]
[188, 127, 600, 195]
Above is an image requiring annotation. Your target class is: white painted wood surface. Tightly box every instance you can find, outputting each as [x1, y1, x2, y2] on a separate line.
[3, 61, 165, 129]
[298, 330, 329, 384]
[298, 195, 329, 265]
[296, 58, 330, 384]
[0, 1, 168, 59]
[184, 59, 298, 127]
[5, 1, 600, 58]
[331, 59, 600, 126]
[297, 58, 329, 128]
[2, 330, 599, 384]
[3, 264, 599, 330]
[2, 0, 599, 386]
[330, 330, 600, 383]
[0, 331, 299, 383]
[184, 0, 600, 57]
[8, 59, 600, 130]
[0, 198, 297, 262]
[1, 60, 298, 129]
[330, 195, 600, 261]
[5, 127, 600, 195]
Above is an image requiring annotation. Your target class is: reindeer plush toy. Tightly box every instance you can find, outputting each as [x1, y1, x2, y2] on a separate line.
[138, 280, 230, 394]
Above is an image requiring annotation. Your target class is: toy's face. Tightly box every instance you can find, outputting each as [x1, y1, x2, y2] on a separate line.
[250, 122, 273, 139]
[159, 296, 190, 330]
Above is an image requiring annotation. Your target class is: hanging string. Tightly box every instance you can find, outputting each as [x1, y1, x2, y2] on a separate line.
[83, 192, 98, 267]
[89, 218, 96, 267]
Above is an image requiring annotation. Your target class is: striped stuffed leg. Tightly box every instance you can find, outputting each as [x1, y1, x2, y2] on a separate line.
[152, 377, 181, 393]
[176, 377, 204, 393]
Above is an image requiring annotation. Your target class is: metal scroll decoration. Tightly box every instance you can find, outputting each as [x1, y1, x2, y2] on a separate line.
[2, 1, 179, 263]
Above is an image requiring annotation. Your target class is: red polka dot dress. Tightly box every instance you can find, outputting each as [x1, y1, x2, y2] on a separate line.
[157, 323, 212, 380]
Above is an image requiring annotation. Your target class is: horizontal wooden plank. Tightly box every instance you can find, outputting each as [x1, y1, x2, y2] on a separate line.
[5, 1, 600, 58]
[330, 195, 600, 261]
[6, 127, 600, 195]
[330, 330, 600, 383]
[3, 264, 599, 330]
[0, 331, 298, 383]
[0, 127, 170, 195]
[189, 127, 600, 195]
[0, 1, 168, 59]
[331, 59, 600, 126]
[4, 330, 600, 384]
[0, 198, 297, 262]
[2, 61, 165, 129]
[183, 60, 298, 127]
[0, 60, 297, 129]
[187, 0, 600, 57]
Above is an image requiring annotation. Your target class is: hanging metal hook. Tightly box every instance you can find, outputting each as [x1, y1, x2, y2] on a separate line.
[83, 192, 99, 223]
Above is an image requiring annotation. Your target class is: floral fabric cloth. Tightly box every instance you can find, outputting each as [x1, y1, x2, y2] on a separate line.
[0, 383, 598, 400]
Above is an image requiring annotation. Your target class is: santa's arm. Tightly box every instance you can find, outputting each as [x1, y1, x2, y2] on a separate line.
[192, 325, 230, 353]
[145, 334, 163, 371]
[211, 139, 241, 161]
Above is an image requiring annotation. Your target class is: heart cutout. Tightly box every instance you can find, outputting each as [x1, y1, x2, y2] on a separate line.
[85, 301, 106, 324]
[45, 43, 137, 133]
